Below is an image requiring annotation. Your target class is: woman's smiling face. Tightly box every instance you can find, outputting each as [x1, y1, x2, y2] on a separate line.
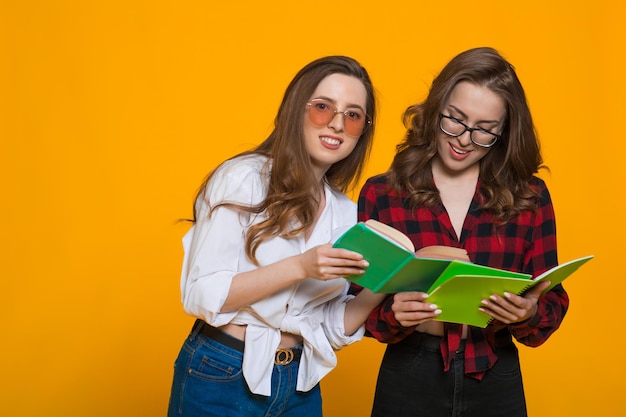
[435, 81, 506, 176]
[303, 73, 368, 179]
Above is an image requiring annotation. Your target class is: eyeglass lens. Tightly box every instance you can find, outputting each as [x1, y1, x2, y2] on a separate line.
[440, 115, 498, 147]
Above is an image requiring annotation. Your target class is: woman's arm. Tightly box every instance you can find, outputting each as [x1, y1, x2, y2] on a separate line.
[343, 288, 387, 336]
[223, 244, 370, 312]
[507, 182, 569, 345]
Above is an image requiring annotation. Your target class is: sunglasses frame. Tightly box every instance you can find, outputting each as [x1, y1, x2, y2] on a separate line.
[306, 98, 371, 137]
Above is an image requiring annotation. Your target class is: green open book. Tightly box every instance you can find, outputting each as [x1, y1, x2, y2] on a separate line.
[333, 220, 594, 327]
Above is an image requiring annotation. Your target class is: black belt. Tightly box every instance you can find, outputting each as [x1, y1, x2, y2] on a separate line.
[193, 319, 302, 365]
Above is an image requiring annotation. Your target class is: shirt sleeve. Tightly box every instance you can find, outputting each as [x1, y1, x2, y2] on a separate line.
[508, 181, 569, 346]
[321, 281, 366, 349]
[180, 158, 266, 327]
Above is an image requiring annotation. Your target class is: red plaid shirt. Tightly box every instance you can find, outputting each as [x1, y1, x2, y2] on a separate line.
[353, 173, 569, 380]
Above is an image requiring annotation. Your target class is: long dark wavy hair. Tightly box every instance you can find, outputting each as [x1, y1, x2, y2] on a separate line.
[389, 47, 545, 222]
[193, 56, 376, 264]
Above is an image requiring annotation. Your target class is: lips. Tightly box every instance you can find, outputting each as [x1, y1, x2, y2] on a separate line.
[320, 136, 342, 150]
[320, 136, 342, 146]
[448, 142, 471, 160]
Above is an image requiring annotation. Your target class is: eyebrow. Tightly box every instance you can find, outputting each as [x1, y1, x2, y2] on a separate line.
[314, 96, 366, 112]
[447, 105, 500, 125]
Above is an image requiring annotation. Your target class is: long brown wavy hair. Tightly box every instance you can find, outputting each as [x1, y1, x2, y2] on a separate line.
[389, 47, 545, 222]
[193, 56, 376, 264]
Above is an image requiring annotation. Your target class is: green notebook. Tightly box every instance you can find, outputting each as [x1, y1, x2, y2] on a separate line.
[333, 220, 594, 327]
[428, 255, 594, 327]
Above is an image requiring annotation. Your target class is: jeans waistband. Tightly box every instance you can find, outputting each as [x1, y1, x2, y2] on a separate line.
[404, 330, 513, 351]
[193, 319, 245, 351]
[192, 319, 302, 365]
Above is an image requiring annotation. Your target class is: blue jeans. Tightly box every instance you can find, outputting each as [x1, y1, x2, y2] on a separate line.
[371, 332, 527, 417]
[167, 327, 322, 417]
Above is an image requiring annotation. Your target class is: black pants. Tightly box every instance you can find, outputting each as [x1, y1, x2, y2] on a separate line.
[371, 332, 527, 417]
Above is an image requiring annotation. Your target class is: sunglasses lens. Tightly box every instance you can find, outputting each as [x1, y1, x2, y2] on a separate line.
[308, 101, 333, 126]
[343, 110, 367, 136]
[307, 99, 368, 136]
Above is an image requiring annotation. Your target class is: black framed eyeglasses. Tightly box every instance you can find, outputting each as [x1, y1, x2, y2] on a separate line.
[439, 114, 501, 148]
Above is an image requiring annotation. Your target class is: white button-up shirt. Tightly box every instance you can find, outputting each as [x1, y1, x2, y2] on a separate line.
[180, 154, 364, 396]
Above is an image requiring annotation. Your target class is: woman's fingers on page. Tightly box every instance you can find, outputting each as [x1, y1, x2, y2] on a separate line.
[480, 294, 534, 324]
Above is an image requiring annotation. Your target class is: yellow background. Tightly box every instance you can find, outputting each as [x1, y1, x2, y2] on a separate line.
[1, 1, 623, 416]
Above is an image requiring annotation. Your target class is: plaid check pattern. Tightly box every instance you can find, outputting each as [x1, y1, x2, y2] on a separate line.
[353, 173, 569, 379]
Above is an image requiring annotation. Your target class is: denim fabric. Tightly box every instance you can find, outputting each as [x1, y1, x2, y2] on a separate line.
[371, 334, 527, 417]
[167, 330, 322, 417]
